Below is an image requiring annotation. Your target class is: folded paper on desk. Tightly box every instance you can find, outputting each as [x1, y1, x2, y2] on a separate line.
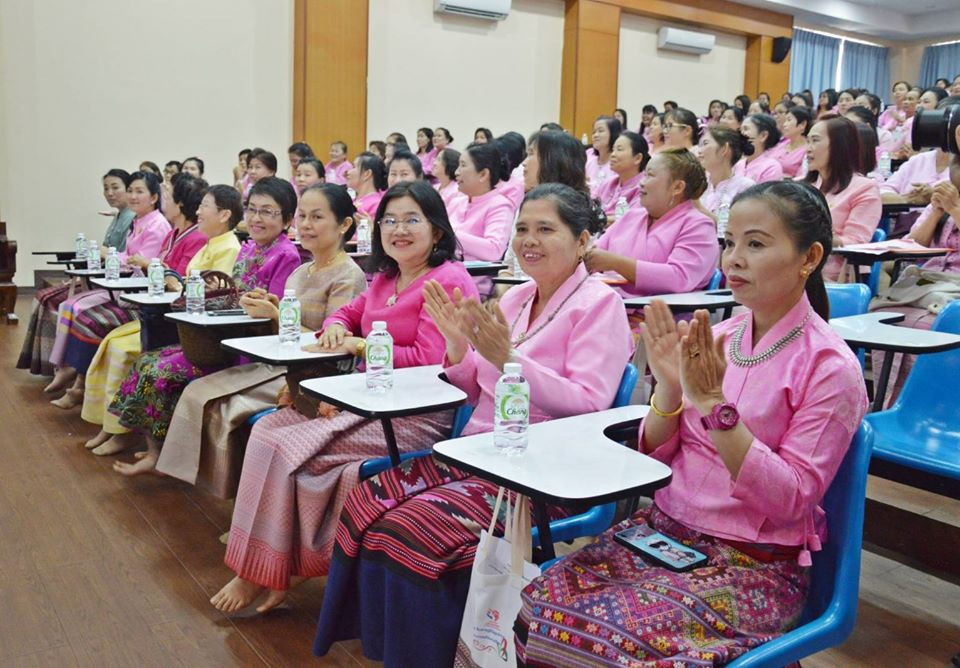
[841, 239, 951, 255]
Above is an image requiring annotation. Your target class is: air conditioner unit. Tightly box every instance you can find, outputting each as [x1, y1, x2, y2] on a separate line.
[434, 0, 511, 21]
[657, 27, 715, 55]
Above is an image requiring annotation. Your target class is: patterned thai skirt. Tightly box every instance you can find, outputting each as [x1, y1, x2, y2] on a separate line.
[313, 455, 570, 668]
[515, 505, 809, 667]
[17, 282, 78, 375]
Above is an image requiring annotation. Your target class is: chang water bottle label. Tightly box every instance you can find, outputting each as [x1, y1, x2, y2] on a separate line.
[186, 282, 203, 299]
[149, 265, 164, 283]
[279, 305, 300, 327]
[366, 342, 392, 367]
[498, 384, 529, 420]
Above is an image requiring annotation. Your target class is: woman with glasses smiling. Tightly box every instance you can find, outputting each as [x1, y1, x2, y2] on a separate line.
[210, 180, 478, 615]
[104, 177, 302, 477]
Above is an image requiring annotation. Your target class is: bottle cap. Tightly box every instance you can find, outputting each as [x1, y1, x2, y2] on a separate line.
[108, 247, 116, 252]
[372, 320, 387, 330]
[151, 258, 159, 263]
[504, 362, 522, 375]
[191, 269, 201, 276]
[284, 288, 296, 297]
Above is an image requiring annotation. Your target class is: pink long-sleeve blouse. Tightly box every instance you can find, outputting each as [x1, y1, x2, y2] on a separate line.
[593, 199, 719, 296]
[119, 209, 172, 263]
[454, 188, 515, 262]
[436, 181, 468, 223]
[355, 190, 385, 219]
[444, 263, 633, 436]
[322, 261, 479, 368]
[159, 224, 207, 275]
[418, 148, 438, 178]
[700, 174, 755, 216]
[586, 151, 614, 197]
[642, 292, 868, 563]
[879, 150, 951, 196]
[733, 152, 784, 184]
[819, 174, 883, 280]
[595, 172, 643, 216]
[495, 165, 526, 210]
[325, 160, 353, 186]
[768, 140, 807, 178]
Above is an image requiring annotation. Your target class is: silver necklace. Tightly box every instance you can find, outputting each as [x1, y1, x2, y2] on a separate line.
[729, 311, 812, 367]
[509, 274, 590, 346]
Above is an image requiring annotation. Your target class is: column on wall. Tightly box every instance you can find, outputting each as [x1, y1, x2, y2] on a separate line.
[294, 0, 368, 160]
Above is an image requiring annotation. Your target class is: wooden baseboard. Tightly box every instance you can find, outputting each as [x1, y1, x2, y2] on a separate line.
[864, 499, 960, 582]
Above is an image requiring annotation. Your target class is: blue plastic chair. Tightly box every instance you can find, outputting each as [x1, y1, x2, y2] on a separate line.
[866, 228, 887, 296]
[246, 406, 278, 426]
[865, 300, 960, 482]
[726, 421, 874, 667]
[707, 268, 723, 290]
[825, 283, 871, 319]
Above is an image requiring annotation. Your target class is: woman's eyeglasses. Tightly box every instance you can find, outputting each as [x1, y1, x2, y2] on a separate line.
[244, 206, 282, 220]
[377, 216, 424, 229]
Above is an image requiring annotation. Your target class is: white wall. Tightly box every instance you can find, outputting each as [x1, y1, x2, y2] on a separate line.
[366, 0, 564, 151]
[617, 14, 747, 124]
[0, 0, 294, 279]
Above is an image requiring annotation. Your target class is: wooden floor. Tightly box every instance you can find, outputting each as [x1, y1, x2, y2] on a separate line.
[3, 295, 959, 667]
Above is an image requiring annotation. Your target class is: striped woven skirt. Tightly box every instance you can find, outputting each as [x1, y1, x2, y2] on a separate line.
[81, 320, 143, 435]
[17, 282, 80, 375]
[515, 505, 809, 667]
[50, 290, 135, 374]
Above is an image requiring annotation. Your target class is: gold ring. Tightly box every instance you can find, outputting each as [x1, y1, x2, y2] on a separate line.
[689, 350, 701, 359]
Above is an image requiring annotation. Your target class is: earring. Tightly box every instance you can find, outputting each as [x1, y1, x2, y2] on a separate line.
[800, 268, 809, 278]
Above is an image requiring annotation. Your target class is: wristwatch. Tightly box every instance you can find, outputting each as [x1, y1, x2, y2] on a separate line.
[700, 402, 740, 431]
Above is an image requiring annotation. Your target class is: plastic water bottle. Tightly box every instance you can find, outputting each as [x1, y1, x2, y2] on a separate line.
[278, 288, 302, 345]
[365, 321, 393, 392]
[75, 233, 87, 260]
[86, 241, 101, 270]
[879, 151, 892, 179]
[581, 133, 590, 146]
[716, 200, 731, 237]
[104, 247, 121, 280]
[493, 362, 529, 455]
[356, 217, 372, 254]
[615, 196, 629, 220]
[185, 269, 205, 315]
[892, 125, 903, 144]
[147, 258, 164, 296]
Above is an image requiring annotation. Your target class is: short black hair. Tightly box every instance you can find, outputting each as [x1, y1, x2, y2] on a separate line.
[288, 142, 314, 159]
[182, 156, 205, 176]
[204, 184, 244, 229]
[390, 149, 424, 178]
[465, 141, 508, 187]
[171, 173, 209, 224]
[437, 148, 460, 181]
[296, 157, 326, 180]
[249, 149, 278, 173]
[368, 181, 460, 276]
[247, 176, 297, 223]
[746, 113, 782, 150]
[165, 160, 182, 171]
[103, 168, 132, 187]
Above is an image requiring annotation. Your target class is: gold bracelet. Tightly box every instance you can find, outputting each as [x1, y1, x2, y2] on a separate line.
[650, 393, 684, 418]
[354, 339, 366, 359]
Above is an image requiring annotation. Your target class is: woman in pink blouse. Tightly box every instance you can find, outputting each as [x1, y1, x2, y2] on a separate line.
[586, 115, 621, 195]
[515, 180, 868, 666]
[432, 148, 467, 221]
[454, 142, 515, 261]
[734, 114, 784, 183]
[414, 127, 437, 176]
[647, 113, 666, 155]
[805, 115, 882, 280]
[663, 107, 700, 152]
[878, 80, 911, 131]
[494, 131, 528, 209]
[585, 149, 718, 297]
[313, 183, 633, 665]
[211, 181, 478, 614]
[345, 152, 387, 219]
[880, 148, 952, 204]
[698, 127, 756, 222]
[324, 141, 352, 186]
[769, 106, 811, 178]
[46, 171, 174, 404]
[594, 130, 649, 218]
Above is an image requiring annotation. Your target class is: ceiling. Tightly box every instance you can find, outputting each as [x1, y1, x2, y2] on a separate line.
[734, 0, 960, 41]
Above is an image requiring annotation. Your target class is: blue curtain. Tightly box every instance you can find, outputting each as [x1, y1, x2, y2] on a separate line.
[841, 42, 890, 100]
[919, 42, 960, 88]
[789, 29, 841, 96]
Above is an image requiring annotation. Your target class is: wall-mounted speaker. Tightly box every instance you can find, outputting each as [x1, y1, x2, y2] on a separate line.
[772, 36, 792, 64]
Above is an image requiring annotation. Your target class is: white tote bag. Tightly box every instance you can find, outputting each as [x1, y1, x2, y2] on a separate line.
[454, 487, 542, 668]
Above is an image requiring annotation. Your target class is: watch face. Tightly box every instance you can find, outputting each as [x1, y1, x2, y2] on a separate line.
[717, 404, 739, 428]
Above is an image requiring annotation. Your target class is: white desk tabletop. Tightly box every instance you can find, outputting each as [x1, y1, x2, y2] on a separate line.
[464, 261, 508, 276]
[623, 290, 738, 310]
[221, 332, 352, 365]
[65, 267, 132, 277]
[300, 364, 467, 417]
[91, 276, 150, 290]
[830, 312, 960, 352]
[119, 291, 181, 306]
[433, 405, 670, 505]
[164, 311, 271, 327]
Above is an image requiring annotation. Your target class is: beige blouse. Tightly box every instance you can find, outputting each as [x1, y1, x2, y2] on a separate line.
[284, 255, 367, 329]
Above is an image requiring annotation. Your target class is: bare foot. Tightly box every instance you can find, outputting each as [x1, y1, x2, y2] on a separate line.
[211, 576, 265, 613]
[91, 432, 139, 456]
[112, 451, 159, 476]
[50, 388, 83, 409]
[84, 430, 111, 449]
[43, 368, 77, 394]
[257, 589, 288, 613]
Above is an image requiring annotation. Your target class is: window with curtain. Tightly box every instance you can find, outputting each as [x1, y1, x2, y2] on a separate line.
[841, 42, 890, 98]
[789, 29, 841, 96]
[919, 42, 960, 89]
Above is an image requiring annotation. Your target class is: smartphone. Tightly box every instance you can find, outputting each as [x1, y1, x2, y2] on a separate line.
[614, 527, 707, 572]
[208, 309, 246, 317]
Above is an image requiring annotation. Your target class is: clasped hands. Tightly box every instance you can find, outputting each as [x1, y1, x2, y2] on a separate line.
[239, 287, 280, 320]
[640, 300, 727, 415]
[931, 180, 960, 219]
[422, 279, 512, 370]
